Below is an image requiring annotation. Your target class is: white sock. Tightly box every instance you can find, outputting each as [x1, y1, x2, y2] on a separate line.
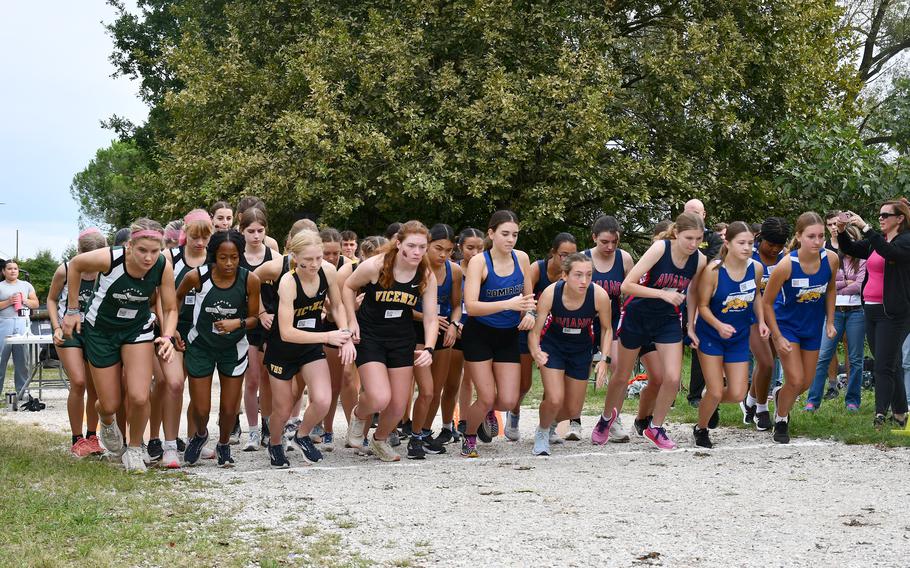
[163, 440, 178, 451]
[601, 413, 611, 422]
[746, 393, 758, 407]
[757, 403, 769, 413]
[775, 413, 788, 423]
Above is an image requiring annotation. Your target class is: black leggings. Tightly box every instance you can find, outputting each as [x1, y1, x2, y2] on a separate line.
[864, 304, 910, 416]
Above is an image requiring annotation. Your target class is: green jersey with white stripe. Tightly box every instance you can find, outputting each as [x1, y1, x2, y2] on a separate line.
[171, 246, 202, 331]
[187, 265, 250, 350]
[57, 261, 96, 322]
[85, 247, 165, 331]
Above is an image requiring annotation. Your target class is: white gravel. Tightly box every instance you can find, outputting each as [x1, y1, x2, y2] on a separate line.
[5, 385, 910, 567]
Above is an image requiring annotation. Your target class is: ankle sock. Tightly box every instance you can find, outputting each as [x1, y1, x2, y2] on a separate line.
[163, 440, 178, 451]
[746, 393, 758, 407]
[72, 435, 83, 445]
[757, 403, 769, 413]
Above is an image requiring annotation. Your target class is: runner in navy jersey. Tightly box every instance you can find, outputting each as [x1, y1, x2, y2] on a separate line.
[596, 212, 707, 451]
[506, 232, 577, 442]
[460, 210, 536, 458]
[764, 212, 838, 443]
[528, 253, 612, 456]
[693, 222, 769, 448]
[741, 217, 790, 431]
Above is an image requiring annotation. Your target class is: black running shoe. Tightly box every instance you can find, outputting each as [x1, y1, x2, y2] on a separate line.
[371, 413, 379, 428]
[407, 437, 426, 460]
[230, 416, 242, 445]
[755, 411, 772, 431]
[421, 433, 447, 455]
[216, 443, 235, 467]
[434, 428, 455, 445]
[891, 414, 908, 428]
[874, 413, 887, 431]
[176, 437, 187, 452]
[456, 420, 467, 435]
[184, 432, 209, 465]
[708, 407, 720, 430]
[740, 399, 756, 425]
[476, 421, 492, 444]
[261, 418, 271, 447]
[269, 443, 290, 469]
[292, 435, 323, 464]
[633, 415, 652, 436]
[772, 419, 790, 444]
[823, 386, 839, 400]
[398, 420, 413, 439]
[146, 438, 163, 462]
[693, 426, 713, 449]
[389, 429, 401, 447]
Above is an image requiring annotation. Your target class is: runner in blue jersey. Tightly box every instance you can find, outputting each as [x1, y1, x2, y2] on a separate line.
[693, 222, 769, 448]
[460, 210, 536, 458]
[506, 232, 577, 442]
[581, 215, 636, 442]
[764, 212, 838, 444]
[528, 253, 612, 456]
[410, 224, 463, 459]
[597, 212, 707, 451]
[742, 216, 790, 431]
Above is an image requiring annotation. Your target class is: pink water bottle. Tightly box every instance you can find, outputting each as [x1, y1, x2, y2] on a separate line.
[12, 292, 22, 313]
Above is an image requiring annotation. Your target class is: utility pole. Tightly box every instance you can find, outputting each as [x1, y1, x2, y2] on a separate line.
[15, 229, 19, 260]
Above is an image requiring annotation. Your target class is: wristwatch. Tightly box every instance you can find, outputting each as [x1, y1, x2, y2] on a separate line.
[423, 346, 435, 355]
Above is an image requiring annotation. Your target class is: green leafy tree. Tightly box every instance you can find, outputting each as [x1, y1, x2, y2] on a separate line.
[18, 250, 59, 304]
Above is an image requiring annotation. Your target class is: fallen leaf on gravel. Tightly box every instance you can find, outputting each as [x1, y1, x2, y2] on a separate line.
[693, 452, 710, 458]
[479, 490, 503, 496]
[636, 551, 661, 560]
[843, 519, 878, 527]
[515, 465, 533, 471]
[515, 489, 536, 494]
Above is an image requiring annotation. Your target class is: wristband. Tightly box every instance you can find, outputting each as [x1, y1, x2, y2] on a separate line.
[161, 335, 177, 346]
[340, 328, 351, 334]
[65, 308, 81, 316]
[423, 346, 435, 355]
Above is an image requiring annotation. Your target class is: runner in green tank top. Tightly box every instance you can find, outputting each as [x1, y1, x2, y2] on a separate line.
[62, 218, 178, 473]
[177, 230, 261, 467]
[47, 228, 107, 458]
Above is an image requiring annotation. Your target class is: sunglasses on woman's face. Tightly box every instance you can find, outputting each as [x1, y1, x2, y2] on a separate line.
[879, 212, 900, 219]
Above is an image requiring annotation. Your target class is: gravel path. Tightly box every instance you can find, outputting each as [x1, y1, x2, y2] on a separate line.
[5, 387, 910, 567]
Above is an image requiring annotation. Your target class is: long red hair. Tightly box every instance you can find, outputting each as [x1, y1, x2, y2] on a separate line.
[379, 220, 431, 294]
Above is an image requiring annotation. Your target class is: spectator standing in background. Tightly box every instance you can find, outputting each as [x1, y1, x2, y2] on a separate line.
[0, 259, 40, 399]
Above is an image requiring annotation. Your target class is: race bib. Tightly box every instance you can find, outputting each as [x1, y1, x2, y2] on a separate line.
[740, 280, 756, 292]
[184, 295, 196, 305]
[116, 308, 138, 319]
[297, 318, 317, 329]
[385, 309, 403, 319]
[562, 327, 582, 335]
[792, 278, 809, 288]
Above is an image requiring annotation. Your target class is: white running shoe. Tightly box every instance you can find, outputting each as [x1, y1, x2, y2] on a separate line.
[161, 448, 180, 469]
[99, 419, 124, 456]
[140, 443, 153, 465]
[504, 410, 521, 441]
[371, 435, 400, 462]
[122, 447, 147, 472]
[533, 427, 550, 456]
[347, 413, 367, 449]
[201, 446, 216, 460]
[548, 424, 564, 444]
[608, 415, 630, 443]
[565, 419, 582, 441]
[243, 428, 261, 452]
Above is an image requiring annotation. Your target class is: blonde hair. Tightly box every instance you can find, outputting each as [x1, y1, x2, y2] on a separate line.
[286, 230, 323, 271]
[788, 212, 824, 250]
[129, 218, 164, 244]
[285, 218, 319, 251]
[655, 212, 705, 241]
[360, 236, 388, 259]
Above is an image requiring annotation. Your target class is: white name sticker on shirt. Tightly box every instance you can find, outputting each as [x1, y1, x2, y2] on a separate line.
[116, 308, 138, 319]
[297, 318, 317, 329]
[385, 309, 403, 319]
[740, 280, 757, 292]
[184, 295, 196, 305]
[792, 278, 809, 288]
[562, 327, 582, 335]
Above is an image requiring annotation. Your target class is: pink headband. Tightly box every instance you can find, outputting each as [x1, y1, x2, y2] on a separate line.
[78, 227, 102, 238]
[163, 227, 183, 241]
[184, 210, 212, 224]
[131, 229, 164, 240]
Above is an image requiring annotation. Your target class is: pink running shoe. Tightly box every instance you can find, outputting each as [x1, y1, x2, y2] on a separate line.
[591, 409, 617, 445]
[71, 438, 94, 458]
[84, 435, 104, 455]
[644, 424, 677, 451]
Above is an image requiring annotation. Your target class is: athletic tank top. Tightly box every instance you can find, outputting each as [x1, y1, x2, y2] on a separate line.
[415, 261, 453, 318]
[187, 265, 250, 349]
[268, 269, 329, 358]
[751, 247, 785, 292]
[85, 247, 165, 331]
[624, 240, 699, 319]
[359, 269, 422, 340]
[241, 246, 273, 273]
[458, 261, 469, 324]
[260, 255, 290, 316]
[58, 262, 96, 322]
[585, 248, 625, 332]
[323, 256, 347, 331]
[774, 249, 831, 332]
[534, 259, 554, 297]
[542, 280, 596, 348]
[698, 261, 757, 334]
[476, 250, 524, 329]
[170, 246, 204, 329]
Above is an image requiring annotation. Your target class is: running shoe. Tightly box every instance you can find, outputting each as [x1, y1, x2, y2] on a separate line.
[633, 415, 651, 436]
[283, 418, 302, 443]
[891, 414, 908, 428]
[356, 438, 372, 456]
[433, 428, 456, 445]
[99, 419, 124, 456]
[407, 437, 426, 460]
[141, 443, 153, 465]
[397, 420, 413, 439]
[564, 419, 582, 441]
[504, 410, 520, 441]
[456, 420, 467, 436]
[708, 407, 720, 429]
[873, 413, 887, 431]
[803, 402, 817, 412]
[121, 446, 147, 472]
[823, 386, 839, 400]
[485, 411, 499, 439]
[202, 446, 216, 460]
[261, 419, 271, 447]
[243, 428, 261, 452]
[311, 423, 326, 444]
[371, 435, 400, 462]
[772, 385, 782, 412]
[846, 403, 859, 413]
[216, 443, 235, 468]
[161, 448, 180, 469]
[754, 411, 772, 431]
[591, 409, 617, 445]
[643, 424, 677, 451]
[370, 413, 379, 428]
[146, 438, 163, 462]
[548, 424, 563, 444]
[740, 399, 756, 425]
[693, 426, 713, 449]
[450, 425, 462, 443]
[292, 435, 324, 464]
[71, 438, 94, 458]
[389, 429, 401, 447]
[321, 432, 335, 452]
[476, 419, 493, 444]
[533, 428, 550, 456]
[269, 444, 290, 469]
[461, 435, 478, 458]
[84, 435, 104, 455]
[176, 437, 187, 452]
[184, 432, 209, 465]
[229, 416, 242, 445]
[773, 419, 790, 444]
[421, 433, 447, 455]
[346, 413, 367, 449]
[609, 415, 630, 443]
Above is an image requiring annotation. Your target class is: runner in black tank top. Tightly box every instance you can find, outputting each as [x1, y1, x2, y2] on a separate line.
[316, 231, 349, 448]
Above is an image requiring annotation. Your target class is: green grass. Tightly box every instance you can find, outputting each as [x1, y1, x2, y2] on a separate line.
[522, 352, 910, 447]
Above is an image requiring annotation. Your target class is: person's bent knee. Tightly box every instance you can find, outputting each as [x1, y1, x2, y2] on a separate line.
[545, 393, 564, 410]
[728, 384, 748, 402]
[704, 385, 723, 401]
[662, 376, 680, 389]
[128, 391, 149, 409]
